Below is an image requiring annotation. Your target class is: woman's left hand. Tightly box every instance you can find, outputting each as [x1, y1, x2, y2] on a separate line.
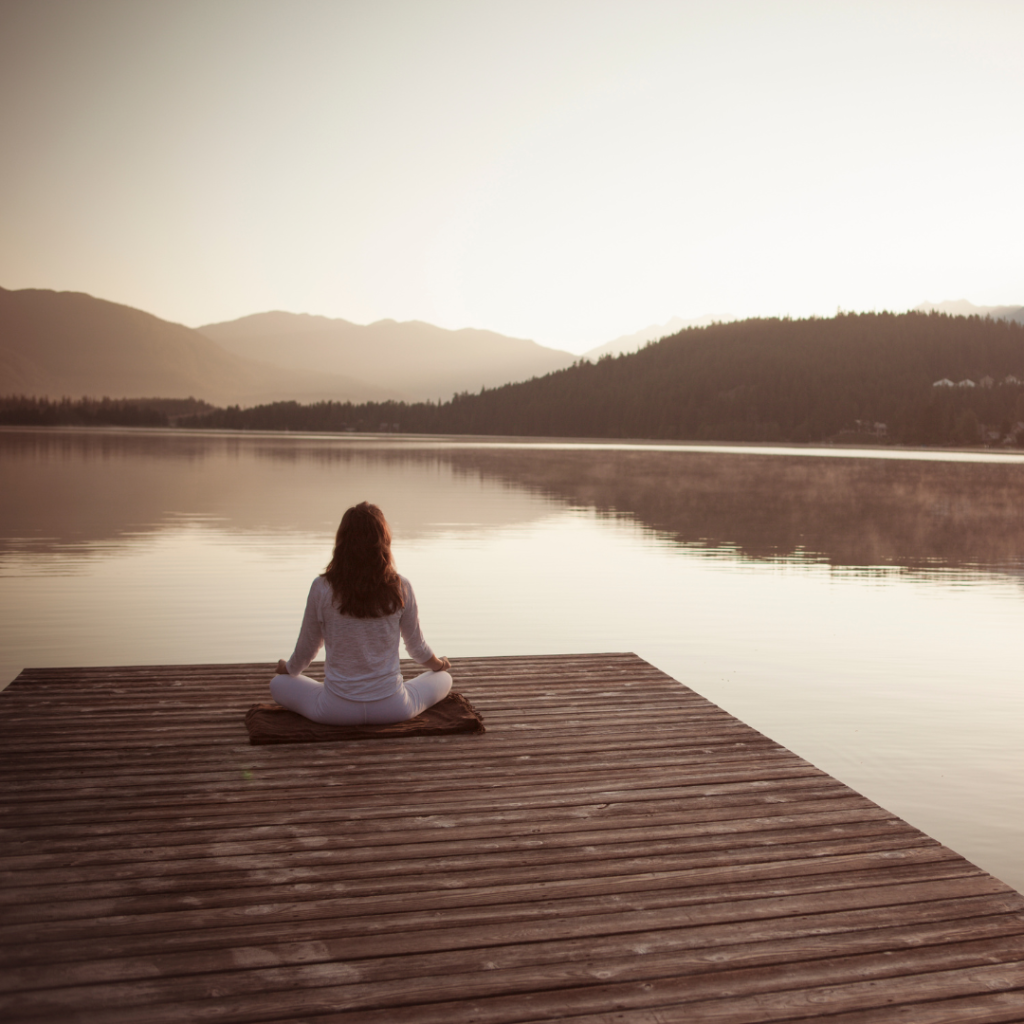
[276, 659, 289, 675]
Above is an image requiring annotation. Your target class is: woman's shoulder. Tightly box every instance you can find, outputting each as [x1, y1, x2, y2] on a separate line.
[392, 574, 415, 607]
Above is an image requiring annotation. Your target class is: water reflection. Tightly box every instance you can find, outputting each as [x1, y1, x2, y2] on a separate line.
[4, 429, 1024, 576]
[0, 430, 550, 558]
[438, 446, 1024, 574]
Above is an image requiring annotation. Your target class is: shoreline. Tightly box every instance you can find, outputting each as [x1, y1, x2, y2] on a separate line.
[3, 422, 1024, 463]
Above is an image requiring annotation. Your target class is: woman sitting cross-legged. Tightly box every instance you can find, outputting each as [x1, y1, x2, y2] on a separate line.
[270, 501, 452, 725]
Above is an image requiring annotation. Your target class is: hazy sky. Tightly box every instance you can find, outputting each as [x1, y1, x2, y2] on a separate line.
[2, 0, 1022, 353]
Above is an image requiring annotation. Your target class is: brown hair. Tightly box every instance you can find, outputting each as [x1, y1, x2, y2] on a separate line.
[322, 502, 405, 618]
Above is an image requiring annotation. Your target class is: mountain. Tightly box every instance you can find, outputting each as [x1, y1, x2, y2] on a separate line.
[916, 299, 1024, 324]
[14, 310, 1024, 447]
[197, 312, 576, 401]
[0, 288, 577, 404]
[188, 311, 1024, 447]
[583, 314, 732, 360]
[0, 287, 390, 405]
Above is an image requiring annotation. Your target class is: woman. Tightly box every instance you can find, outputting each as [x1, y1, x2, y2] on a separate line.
[270, 502, 452, 725]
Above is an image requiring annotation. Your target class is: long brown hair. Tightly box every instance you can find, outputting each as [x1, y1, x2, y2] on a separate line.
[322, 502, 405, 618]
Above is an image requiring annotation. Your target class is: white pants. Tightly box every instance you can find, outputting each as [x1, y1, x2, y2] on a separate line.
[269, 670, 453, 726]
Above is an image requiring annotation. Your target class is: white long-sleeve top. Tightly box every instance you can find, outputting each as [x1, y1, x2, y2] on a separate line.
[285, 575, 436, 700]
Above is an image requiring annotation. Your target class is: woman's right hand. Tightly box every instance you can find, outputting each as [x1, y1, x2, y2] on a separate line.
[427, 655, 451, 673]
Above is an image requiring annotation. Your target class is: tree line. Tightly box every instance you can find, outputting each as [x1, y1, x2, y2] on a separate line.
[4, 312, 1024, 445]
[0, 396, 213, 427]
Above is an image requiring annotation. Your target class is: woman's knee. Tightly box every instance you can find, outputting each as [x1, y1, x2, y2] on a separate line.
[270, 672, 323, 717]
[269, 674, 290, 703]
[409, 669, 452, 706]
[435, 670, 453, 699]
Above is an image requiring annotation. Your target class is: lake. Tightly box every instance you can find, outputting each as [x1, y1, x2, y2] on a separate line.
[2, 427, 1022, 893]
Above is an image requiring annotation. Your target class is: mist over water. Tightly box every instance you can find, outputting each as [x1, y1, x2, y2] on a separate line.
[2, 428, 1022, 893]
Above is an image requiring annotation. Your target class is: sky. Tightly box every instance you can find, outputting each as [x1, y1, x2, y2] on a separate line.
[1, 0, 1022, 355]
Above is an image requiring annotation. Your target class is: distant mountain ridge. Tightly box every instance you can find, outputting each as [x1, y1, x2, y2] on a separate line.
[8, 284, 1022, 412]
[0, 287, 574, 404]
[198, 312, 575, 401]
[916, 299, 1024, 323]
[583, 314, 733, 360]
[0, 287, 386, 406]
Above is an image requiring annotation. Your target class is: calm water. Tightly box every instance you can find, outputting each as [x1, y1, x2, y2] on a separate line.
[2, 427, 1023, 892]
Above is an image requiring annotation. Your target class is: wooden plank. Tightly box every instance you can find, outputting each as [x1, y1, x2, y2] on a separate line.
[4, 931, 1024, 1022]
[0, 737, 780, 771]
[4, 943, 1023, 1024]
[0, 844, 977, 913]
[285, 962, 1024, 1024]
[6, 890, 1022, 975]
[1, 851, 1012, 956]
[1, 749, 815, 805]
[0, 779, 871, 849]
[0, 802, 918, 886]
[4, 905, 1023, 996]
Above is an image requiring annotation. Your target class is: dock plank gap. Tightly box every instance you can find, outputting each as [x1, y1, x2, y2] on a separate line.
[1, 653, 1022, 1023]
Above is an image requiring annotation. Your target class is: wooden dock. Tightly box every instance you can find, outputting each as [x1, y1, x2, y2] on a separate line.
[1, 653, 1022, 1023]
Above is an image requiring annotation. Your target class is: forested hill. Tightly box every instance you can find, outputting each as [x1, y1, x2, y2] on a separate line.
[428, 310, 1024, 444]
[5, 312, 1024, 445]
[183, 311, 1024, 446]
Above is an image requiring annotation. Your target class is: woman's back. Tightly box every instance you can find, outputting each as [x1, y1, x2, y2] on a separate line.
[288, 575, 434, 700]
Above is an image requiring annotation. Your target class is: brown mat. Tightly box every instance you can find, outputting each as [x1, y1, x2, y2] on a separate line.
[244, 691, 485, 745]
